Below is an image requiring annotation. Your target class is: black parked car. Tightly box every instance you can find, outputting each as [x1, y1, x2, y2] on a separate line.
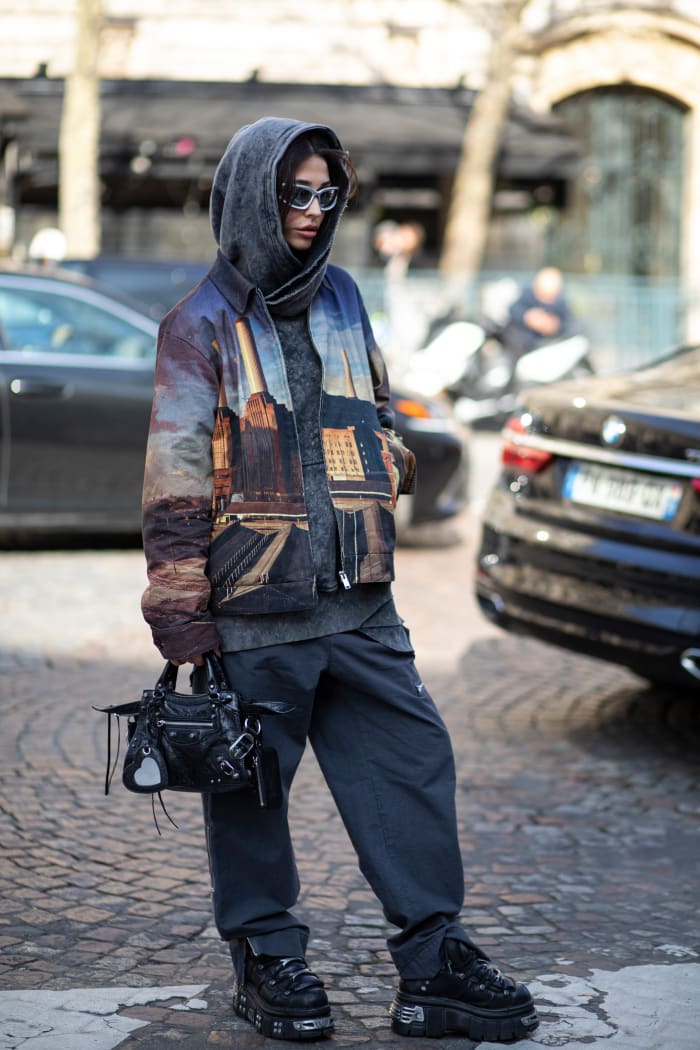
[0, 264, 467, 539]
[476, 345, 700, 690]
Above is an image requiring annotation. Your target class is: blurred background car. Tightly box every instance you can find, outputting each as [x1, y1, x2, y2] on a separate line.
[475, 345, 700, 690]
[0, 263, 468, 542]
[60, 256, 209, 320]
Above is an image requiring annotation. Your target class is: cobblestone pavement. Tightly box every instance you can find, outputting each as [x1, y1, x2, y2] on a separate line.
[1, 510, 699, 1049]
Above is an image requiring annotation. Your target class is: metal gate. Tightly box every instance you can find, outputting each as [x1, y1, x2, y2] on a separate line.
[552, 87, 685, 278]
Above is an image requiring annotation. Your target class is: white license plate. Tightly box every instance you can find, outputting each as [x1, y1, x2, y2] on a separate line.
[562, 463, 683, 521]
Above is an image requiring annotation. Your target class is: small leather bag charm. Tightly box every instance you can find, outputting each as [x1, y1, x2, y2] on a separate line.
[95, 652, 281, 810]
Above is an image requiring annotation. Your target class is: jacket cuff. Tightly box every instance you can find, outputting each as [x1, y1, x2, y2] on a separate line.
[151, 621, 221, 663]
[385, 429, 417, 495]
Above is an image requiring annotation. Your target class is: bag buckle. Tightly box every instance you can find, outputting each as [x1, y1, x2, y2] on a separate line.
[218, 729, 257, 778]
[227, 731, 257, 762]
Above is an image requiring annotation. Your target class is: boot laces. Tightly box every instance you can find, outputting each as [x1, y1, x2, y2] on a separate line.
[447, 947, 515, 993]
[259, 956, 321, 993]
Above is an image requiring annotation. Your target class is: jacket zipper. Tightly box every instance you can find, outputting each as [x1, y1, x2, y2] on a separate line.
[306, 313, 352, 590]
[256, 292, 318, 602]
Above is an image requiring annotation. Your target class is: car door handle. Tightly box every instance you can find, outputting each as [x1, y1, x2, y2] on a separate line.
[9, 378, 68, 398]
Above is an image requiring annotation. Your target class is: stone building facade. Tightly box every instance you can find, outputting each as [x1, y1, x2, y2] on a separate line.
[526, 2, 700, 332]
[0, 1, 489, 88]
[1, 1, 699, 339]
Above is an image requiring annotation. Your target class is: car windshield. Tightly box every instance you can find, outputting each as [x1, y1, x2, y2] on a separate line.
[0, 283, 156, 359]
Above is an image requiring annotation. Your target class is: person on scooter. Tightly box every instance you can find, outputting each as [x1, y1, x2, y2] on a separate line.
[502, 266, 572, 361]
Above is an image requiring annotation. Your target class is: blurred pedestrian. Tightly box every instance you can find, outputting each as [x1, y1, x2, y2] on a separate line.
[140, 116, 538, 1043]
[502, 265, 572, 359]
[373, 219, 428, 374]
[27, 226, 66, 266]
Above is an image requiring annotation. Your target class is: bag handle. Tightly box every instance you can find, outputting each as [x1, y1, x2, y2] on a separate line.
[156, 650, 231, 697]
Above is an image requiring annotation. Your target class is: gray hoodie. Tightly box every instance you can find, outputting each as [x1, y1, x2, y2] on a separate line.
[210, 117, 347, 314]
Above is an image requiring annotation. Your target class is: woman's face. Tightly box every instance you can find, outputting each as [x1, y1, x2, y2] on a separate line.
[282, 154, 331, 252]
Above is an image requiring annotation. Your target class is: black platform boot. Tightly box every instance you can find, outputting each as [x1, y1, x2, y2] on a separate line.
[234, 945, 334, 1041]
[390, 937, 538, 1042]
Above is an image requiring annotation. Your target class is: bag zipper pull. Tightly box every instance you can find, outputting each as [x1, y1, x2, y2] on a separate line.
[338, 570, 351, 590]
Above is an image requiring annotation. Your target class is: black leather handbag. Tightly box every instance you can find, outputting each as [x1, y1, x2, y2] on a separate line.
[95, 652, 281, 812]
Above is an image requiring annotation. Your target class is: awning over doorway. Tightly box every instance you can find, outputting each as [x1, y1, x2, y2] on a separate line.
[0, 76, 580, 203]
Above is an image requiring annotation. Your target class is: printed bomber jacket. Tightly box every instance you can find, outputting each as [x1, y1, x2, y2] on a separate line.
[141, 258, 417, 659]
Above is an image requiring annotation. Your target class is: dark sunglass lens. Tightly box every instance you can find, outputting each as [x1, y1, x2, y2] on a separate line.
[319, 188, 338, 210]
[291, 186, 314, 208]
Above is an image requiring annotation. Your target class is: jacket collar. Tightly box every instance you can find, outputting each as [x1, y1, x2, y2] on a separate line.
[208, 250, 257, 314]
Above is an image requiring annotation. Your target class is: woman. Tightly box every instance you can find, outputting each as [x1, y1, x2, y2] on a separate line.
[141, 117, 537, 1043]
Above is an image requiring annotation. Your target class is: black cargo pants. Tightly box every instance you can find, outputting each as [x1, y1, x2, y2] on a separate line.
[201, 629, 468, 981]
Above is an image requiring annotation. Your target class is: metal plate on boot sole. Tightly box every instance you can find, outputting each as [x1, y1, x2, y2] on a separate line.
[293, 1017, 335, 1032]
[390, 992, 539, 1041]
[235, 987, 334, 1041]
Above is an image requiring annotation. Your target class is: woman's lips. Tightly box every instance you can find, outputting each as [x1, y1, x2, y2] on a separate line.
[296, 226, 319, 239]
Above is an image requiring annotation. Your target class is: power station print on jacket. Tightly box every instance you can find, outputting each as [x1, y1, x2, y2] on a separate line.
[141, 264, 416, 622]
[209, 315, 399, 609]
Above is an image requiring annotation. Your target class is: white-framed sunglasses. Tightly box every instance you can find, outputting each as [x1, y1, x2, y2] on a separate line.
[285, 183, 340, 212]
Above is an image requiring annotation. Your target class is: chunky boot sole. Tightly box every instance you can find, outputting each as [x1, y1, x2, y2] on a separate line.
[235, 985, 334, 1041]
[390, 990, 539, 1042]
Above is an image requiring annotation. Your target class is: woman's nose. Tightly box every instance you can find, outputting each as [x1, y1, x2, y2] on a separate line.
[306, 196, 322, 216]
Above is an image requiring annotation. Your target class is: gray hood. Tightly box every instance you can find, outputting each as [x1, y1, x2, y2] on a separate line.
[210, 117, 348, 315]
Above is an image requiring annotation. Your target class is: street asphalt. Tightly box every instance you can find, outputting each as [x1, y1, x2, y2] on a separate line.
[1, 482, 699, 1048]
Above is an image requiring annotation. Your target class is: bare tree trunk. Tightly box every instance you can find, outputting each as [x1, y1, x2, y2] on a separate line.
[439, 0, 529, 289]
[59, 0, 103, 258]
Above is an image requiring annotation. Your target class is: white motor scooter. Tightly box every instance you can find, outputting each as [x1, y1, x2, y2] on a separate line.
[400, 320, 593, 427]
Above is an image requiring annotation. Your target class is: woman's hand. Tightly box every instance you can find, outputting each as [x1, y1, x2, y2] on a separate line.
[170, 650, 220, 668]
